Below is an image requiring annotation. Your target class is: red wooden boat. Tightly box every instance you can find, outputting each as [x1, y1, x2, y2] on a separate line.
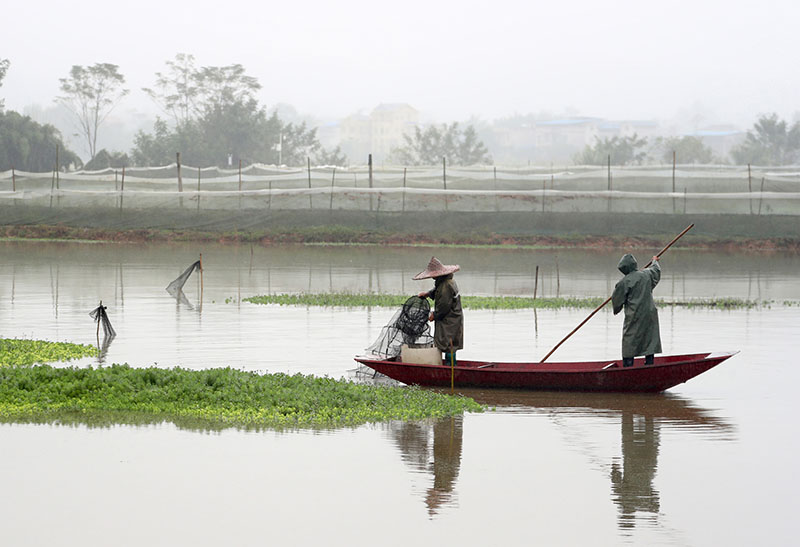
[354, 351, 737, 393]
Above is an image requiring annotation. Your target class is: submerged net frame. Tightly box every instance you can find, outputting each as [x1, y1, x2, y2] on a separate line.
[89, 301, 116, 338]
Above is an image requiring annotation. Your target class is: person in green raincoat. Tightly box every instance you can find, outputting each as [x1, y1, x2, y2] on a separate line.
[612, 254, 662, 367]
[415, 257, 464, 366]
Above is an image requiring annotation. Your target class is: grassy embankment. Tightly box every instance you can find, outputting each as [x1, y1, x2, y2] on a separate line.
[243, 293, 769, 310]
[3, 224, 799, 251]
[0, 338, 483, 429]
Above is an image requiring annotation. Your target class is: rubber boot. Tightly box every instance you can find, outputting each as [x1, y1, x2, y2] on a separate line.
[645, 354, 655, 365]
[623, 357, 634, 368]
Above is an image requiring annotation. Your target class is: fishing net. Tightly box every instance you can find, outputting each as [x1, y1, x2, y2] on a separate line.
[366, 296, 434, 359]
[89, 302, 116, 338]
[166, 260, 201, 298]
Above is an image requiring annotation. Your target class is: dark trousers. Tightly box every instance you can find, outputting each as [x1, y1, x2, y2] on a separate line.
[623, 354, 654, 367]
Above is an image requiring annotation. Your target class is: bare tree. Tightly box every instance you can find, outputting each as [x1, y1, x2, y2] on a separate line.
[142, 53, 199, 126]
[57, 63, 129, 159]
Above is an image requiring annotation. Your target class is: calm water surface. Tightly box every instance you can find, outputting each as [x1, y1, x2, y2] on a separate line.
[0, 241, 798, 546]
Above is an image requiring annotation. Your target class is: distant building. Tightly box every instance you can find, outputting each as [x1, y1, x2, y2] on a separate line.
[339, 103, 419, 164]
[686, 127, 745, 159]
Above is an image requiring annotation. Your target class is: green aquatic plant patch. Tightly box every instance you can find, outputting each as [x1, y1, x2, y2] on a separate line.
[0, 339, 97, 367]
[243, 293, 765, 310]
[0, 364, 484, 430]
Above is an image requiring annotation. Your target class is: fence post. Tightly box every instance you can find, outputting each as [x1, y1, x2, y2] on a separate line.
[307, 157, 313, 209]
[368, 154, 373, 211]
[672, 150, 676, 213]
[402, 167, 407, 212]
[55, 145, 60, 190]
[606, 154, 612, 213]
[238, 159, 242, 191]
[759, 176, 765, 215]
[120, 166, 125, 210]
[330, 167, 336, 210]
[542, 178, 546, 213]
[443, 156, 448, 211]
[176, 152, 183, 192]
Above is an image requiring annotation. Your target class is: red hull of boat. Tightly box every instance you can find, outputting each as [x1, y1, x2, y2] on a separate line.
[354, 352, 737, 393]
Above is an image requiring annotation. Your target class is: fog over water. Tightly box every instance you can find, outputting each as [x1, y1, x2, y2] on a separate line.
[3, 0, 799, 126]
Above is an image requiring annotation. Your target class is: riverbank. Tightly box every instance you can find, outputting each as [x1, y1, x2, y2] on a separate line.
[3, 224, 799, 252]
[0, 364, 484, 430]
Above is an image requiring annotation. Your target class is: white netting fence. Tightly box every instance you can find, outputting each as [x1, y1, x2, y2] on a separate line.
[1, 163, 799, 216]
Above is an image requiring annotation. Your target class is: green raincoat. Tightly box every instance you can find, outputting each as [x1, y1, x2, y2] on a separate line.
[611, 254, 662, 358]
[425, 274, 464, 352]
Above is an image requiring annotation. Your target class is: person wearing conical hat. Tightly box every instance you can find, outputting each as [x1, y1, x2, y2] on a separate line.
[611, 254, 662, 367]
[415, 257, 464, 365]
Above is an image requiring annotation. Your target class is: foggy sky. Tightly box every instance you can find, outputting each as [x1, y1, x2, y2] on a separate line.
[2, 0, 798, 126]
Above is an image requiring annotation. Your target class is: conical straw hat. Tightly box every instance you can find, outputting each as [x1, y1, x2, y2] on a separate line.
[413, 256, 460, 280]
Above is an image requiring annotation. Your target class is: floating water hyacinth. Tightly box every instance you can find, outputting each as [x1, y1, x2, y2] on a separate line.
[242, 293, 769, 310]
[0, 365, 484, 429]
[0, 339, 97, 367]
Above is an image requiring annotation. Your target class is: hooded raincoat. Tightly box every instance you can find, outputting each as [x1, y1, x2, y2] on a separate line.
[425, 274, 464, 352]
[611, 254, 662, 358]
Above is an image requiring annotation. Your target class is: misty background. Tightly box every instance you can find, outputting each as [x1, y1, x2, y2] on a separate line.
[2, 0, 799, 166]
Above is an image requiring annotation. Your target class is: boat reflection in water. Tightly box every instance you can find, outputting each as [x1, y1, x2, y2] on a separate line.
[389, 389, 735, 528]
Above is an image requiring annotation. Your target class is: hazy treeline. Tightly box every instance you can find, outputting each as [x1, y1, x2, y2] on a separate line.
[2, 55, 799, 172]
[573, 115, 800, 167]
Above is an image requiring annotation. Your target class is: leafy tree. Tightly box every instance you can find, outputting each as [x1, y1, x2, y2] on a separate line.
[315, 145, 348, 166]
[0, 58, 9, 110]
[0, 110, 82, 171]
[83, 149, 130, 170]
[573, 134, 649, 165]
[392, 122, 492, 165]
[136, 58, 344, 167]
[655, 136, 714, 164]
[731, 113, 800, 165]
[56, 63, 129, 159]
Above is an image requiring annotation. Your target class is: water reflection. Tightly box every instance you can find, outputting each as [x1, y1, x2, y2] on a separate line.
[96, 334, 115, 364]
[388, 416, 463, 517]
[392, 390, 735, 531]
[611, 413, 659, 528]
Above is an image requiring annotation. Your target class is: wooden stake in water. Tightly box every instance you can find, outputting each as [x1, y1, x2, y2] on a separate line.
[539, 223, 694, 363]
[199, 253, 204, 306]
[12, 166, 15, 192]
[533, 265, 539, 302]
[759, 176, 765, 215]
[450, 342, 455, 392]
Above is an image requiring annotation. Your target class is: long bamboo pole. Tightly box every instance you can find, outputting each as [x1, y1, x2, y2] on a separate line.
[539, 223, 694, 363]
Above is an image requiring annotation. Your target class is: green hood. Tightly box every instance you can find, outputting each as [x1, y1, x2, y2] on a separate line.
[617, 254, 638, 275]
